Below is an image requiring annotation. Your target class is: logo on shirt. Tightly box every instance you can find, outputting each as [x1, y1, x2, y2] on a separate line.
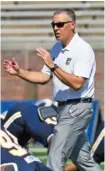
[66, 58, 72, 65]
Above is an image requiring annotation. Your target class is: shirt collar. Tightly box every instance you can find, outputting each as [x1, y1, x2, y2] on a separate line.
[61, 33, 79, 52]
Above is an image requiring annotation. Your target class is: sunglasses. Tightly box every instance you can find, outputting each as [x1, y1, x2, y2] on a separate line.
[51, 21, 73, 28]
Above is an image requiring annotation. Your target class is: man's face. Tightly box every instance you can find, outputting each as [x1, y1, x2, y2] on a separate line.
[51, 12, 75, 42]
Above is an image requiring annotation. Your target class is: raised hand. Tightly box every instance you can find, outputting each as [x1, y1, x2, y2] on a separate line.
[36, 48, 54, 68]
[3, 58, 20, 75]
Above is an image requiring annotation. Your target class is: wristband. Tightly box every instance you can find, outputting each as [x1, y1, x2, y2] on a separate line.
[50, 64, 59, 72]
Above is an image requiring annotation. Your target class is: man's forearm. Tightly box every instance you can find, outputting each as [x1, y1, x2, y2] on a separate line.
[17, 68, 50, 84]
[53, 67, 85, 90]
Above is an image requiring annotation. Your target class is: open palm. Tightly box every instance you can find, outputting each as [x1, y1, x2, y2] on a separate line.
[3, 58, 20, 75]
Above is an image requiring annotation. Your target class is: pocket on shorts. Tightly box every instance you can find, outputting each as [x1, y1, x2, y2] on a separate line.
[69, 103, 93, 119]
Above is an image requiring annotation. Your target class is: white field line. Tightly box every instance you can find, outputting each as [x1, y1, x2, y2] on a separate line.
[29, 147, 47, 153]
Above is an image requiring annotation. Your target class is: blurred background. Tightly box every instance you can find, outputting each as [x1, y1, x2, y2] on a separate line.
[1, 1, 104, 117]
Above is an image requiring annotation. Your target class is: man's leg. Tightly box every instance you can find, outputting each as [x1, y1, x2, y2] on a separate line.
[48, 136, 78, 171]
[71, 132, 102, 171]
[47, 103, 102, 171]
[64, 124, 105, 171]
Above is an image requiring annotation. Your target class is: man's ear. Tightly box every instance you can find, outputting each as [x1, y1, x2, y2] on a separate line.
[71, 21, 76, 32]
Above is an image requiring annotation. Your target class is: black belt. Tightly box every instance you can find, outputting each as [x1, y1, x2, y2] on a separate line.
[57, 98, 92, 106]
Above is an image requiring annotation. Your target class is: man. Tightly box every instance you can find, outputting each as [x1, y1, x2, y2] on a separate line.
[4, 8, 102, 171]
[1, 102, 54, 148]
[0, 127, 52, 171]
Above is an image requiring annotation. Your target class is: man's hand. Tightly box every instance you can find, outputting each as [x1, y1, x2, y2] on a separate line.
[3, 58, 20, 75]
[36, 48, 54, 68]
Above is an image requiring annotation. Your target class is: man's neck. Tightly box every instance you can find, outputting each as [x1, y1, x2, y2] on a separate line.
[62, 32, 75, 48]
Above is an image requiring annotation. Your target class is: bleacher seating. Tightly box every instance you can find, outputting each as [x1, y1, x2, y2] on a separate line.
[1, 1, 104, 50]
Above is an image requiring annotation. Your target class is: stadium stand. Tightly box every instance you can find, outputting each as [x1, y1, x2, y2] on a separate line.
[1, 1, 104, 50]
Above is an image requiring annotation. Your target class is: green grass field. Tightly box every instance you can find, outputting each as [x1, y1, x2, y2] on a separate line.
[29, 144, 105, 171]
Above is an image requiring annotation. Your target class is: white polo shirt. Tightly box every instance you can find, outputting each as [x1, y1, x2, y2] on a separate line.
[41, 33, 96, 101]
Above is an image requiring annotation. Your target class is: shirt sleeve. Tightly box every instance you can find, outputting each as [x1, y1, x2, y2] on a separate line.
[73, 45, 96, 78]
[41, 65, 52, 76]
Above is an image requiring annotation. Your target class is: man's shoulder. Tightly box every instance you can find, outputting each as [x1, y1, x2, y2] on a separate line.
[73, 35, 95, 61]
[77, 34, 93, 51]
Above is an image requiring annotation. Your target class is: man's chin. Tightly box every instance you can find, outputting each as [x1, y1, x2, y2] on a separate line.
[56, 36, 61, 40]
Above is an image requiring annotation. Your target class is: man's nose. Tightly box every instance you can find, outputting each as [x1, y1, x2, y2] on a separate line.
[53, 25, 59, 30]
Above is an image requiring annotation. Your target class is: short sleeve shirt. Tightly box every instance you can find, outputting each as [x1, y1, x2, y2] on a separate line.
[41, 33, 96, 101]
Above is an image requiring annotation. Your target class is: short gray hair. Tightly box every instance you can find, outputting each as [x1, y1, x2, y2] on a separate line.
[53, 8, 76, 21]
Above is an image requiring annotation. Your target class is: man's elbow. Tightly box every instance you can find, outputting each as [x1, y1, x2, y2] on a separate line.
[72, 83, 83, 91]
[40, 80, 49, 85]
[40, 73, 51, 84]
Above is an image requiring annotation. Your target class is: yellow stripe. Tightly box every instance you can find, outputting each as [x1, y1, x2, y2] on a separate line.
[4, 112, 22, 129]
[91, 127, 105, 153]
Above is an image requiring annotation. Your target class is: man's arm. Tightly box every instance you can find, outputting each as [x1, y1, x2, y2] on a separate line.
[52, 67, 85, 90]
[3, 58, 50, 84]
[17, 68, 50, 84]
[36, 48, 85, 90]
